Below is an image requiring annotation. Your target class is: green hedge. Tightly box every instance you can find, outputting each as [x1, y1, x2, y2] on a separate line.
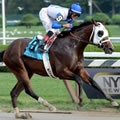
[112, 14, 120, 25]
[84, 13, 112, 36]
[18, 13, 41, 27]
[85, 13, 111, 24]
[85, 16, 93, 22]
[85, 13, 120, 25]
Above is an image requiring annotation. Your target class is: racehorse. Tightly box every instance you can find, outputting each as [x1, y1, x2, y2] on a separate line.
[0, 20, 118, 119]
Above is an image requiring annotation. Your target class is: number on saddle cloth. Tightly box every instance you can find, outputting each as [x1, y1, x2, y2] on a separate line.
[29, 34, 58, 52]
[29, 36, 40, 51]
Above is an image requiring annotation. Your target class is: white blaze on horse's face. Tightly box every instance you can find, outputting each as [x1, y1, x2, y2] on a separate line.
[93, 22, 110, 45]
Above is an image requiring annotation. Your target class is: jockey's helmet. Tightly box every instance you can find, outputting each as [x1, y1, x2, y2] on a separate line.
[70, 3, 82, 17]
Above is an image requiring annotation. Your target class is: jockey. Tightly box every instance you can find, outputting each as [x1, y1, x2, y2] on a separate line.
[38, 3, 82, 52]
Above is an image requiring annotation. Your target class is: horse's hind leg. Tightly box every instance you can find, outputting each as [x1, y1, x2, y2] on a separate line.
[10, 72, 33, 119]
[10, 81, 23, 108]
[10, 81, 26, 118]
[11, 70, 56, 119]
[14, 70, 56, 112]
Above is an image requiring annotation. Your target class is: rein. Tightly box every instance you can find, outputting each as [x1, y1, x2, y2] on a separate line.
[68, 24, 109, 48]
[70, 29, 95, 45]
[69, 24, 96, 45]
[70, 32, 92, 44]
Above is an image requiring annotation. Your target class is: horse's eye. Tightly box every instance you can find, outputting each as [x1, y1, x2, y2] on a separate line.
[97, 31, 104, 37]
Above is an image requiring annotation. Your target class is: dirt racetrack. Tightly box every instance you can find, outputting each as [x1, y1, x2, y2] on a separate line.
[0, 109, 120, 120]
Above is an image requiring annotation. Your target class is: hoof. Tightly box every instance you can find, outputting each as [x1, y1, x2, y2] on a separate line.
[15, 112, 32, 119]
[112, 101, 119, 107]
[78, 102, 83, 107]
[48, 105, 56, 112]
[25, 112, 32, 119]
[76, 104, 82, 111]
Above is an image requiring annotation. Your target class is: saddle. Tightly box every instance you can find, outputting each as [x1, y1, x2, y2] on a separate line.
[29, 34, 57, 52]
[24, 34, 58, 60]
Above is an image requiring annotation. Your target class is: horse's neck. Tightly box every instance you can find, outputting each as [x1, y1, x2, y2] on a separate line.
[51, 24, 93, 55]
[74, 24, 93, 53]
[75, 24, 93, 42]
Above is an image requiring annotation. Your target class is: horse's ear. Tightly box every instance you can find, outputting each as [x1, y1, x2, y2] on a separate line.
[102, 20, 106, 25]
[91, 19, 98, 26]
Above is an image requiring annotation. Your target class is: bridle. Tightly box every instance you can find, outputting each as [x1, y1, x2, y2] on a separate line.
[69, 25, 95, 45]
[70, 24, 110, 47]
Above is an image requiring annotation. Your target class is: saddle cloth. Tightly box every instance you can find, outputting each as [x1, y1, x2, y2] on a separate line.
[24, 36, 49, 60]
[24, 36, 56, 78]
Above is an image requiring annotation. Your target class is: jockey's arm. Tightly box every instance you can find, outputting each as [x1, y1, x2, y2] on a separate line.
[52, 13, 72, 29]
[52, 20, 63, 29]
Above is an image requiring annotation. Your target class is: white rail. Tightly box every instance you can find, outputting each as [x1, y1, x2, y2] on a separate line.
[110, 37, 120, 43]
[84, 52, 120, 58]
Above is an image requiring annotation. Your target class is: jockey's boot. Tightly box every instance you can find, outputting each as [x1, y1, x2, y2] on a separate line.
[38, 31, 54, 52]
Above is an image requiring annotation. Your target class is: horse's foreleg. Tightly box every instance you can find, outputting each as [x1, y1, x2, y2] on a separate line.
[76, 79, 83, 107]
[62, 68, 83, 106]
[88, 77, 119, 106]
[79, 68, 119, 107]
[72, 75, 83, 107]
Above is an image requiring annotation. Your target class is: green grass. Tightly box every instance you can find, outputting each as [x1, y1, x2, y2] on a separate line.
[0, 72, 76, 111]
[0, 26, 46, 38]
[0, 25, 120, 38]
[0, 72, 119, 112]
[106, 25, 120, 37]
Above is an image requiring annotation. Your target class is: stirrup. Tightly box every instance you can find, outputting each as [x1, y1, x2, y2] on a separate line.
[38, 47, 48, 53]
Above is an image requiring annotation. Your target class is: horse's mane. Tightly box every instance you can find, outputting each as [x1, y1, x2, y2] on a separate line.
[58, 21, 93, 38]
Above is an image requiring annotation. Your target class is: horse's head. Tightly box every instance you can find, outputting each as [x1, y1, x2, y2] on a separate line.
[91, 20, 114, 54]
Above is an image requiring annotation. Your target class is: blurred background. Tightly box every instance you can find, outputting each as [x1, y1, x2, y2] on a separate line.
[3, 0, 120, 20]
[2, 0, 120, 25]
[0, 0, 120, 45]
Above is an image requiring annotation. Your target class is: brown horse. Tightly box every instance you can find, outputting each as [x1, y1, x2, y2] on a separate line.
[0, 20, 118, 119]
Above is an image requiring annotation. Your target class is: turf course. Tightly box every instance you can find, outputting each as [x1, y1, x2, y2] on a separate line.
[0, 72, 120, 112]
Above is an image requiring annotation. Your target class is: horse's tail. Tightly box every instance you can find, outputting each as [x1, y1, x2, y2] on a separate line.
[0, 50, 5, 62]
